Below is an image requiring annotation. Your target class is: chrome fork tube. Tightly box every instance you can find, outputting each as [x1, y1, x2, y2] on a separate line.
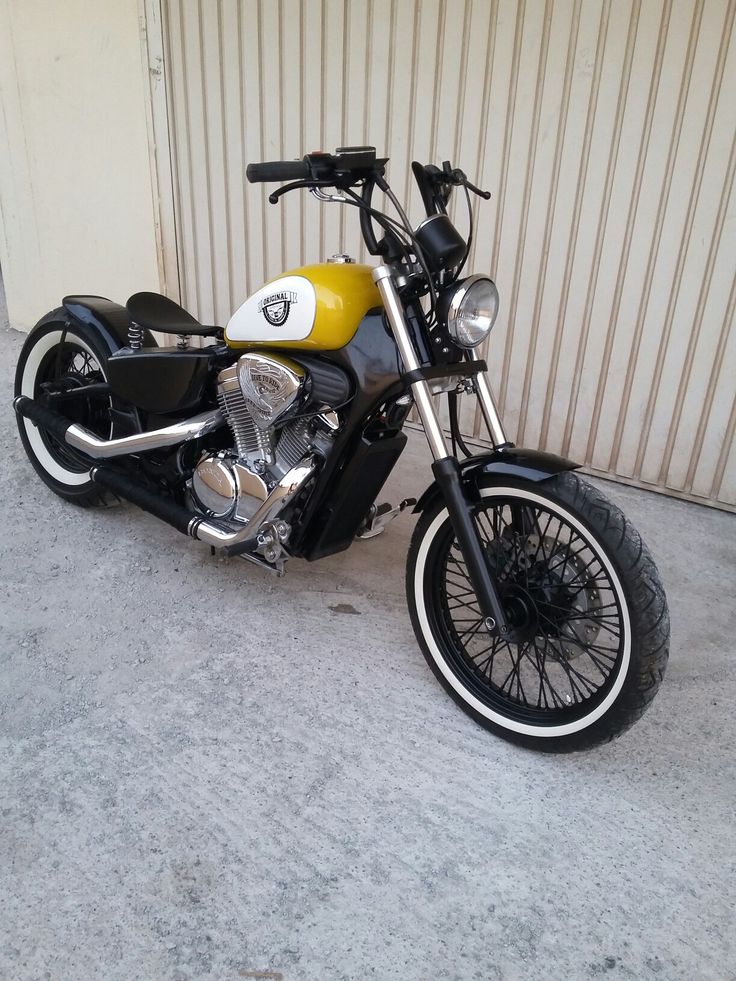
[468, 349, 508, 448]
[372, 265, 449, 460]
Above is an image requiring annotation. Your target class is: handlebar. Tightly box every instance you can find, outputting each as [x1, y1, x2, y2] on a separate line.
[411, 161, 441, 217]
[244, 147, 489, 263]
[246, 146, 386, 186]
[245, 147, 391, 256]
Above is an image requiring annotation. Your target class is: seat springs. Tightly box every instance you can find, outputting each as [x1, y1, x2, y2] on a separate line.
[128, 321, 144, 351]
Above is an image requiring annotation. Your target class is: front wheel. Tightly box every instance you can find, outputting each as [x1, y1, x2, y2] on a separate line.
[406, 471, 669, 752]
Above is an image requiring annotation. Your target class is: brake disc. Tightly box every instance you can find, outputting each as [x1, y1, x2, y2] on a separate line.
[521, 534, 603, 661]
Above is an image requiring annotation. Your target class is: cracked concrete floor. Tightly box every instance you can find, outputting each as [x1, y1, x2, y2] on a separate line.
[0, 318, 734, 981]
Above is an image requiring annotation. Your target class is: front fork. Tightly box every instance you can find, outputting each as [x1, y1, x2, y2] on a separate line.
[373, 265, 512, 637]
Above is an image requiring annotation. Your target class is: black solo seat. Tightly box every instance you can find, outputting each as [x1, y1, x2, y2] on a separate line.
[126, 292, 223, 339]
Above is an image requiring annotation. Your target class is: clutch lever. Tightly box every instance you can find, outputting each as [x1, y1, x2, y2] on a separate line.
[267, 179, 334, 204]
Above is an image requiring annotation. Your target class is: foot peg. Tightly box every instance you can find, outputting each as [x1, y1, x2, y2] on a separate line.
[357, 498, 417, 539]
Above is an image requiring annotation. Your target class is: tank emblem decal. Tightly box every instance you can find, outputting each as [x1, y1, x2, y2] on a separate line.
[258, 290, 298, 327]
[225, 274, 316, 342]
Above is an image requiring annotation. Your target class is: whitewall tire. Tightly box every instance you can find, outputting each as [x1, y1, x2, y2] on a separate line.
[406, 472, 669, 752]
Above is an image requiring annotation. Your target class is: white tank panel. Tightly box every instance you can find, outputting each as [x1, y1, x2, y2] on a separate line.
[226, 275, 317, 342]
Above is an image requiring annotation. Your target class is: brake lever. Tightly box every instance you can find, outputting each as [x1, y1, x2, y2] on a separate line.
[463, 179, 491, 200]
[444, 165, 491, 200]
[434, 162, 491, 201]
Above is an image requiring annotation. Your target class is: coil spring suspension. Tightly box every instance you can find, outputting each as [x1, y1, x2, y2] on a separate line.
[128, 321, 144, 351]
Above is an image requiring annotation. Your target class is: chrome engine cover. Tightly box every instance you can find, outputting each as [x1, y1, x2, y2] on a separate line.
[192, 452, 270, 522]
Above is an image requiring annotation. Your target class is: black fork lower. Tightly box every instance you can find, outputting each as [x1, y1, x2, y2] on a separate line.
[432, 457, 511, 638]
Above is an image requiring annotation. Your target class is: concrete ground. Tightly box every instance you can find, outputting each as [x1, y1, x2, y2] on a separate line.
[0, 302, 734, 980]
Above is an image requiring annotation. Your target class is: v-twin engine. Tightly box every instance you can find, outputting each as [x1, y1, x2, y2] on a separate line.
[191, 352, 340, 525]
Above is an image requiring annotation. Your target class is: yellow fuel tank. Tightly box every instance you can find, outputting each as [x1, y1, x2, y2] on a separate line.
[224, 263, 381, 351]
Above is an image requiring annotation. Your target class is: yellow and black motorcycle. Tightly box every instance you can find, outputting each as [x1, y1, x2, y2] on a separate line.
[13, 147, 669, 751]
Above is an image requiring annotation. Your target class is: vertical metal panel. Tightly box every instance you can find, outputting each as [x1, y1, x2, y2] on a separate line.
[160, 0, 736, 510]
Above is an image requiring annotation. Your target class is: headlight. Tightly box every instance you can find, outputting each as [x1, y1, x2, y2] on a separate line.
[446, 275, 500, 348]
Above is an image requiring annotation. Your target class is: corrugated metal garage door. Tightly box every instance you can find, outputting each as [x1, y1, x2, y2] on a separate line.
[156, 0, 736, 510]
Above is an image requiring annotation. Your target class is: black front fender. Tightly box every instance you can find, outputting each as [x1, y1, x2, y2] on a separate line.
[413, 447, 580, 513]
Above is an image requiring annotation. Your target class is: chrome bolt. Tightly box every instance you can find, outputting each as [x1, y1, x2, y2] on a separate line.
[274, 520, 291, 543]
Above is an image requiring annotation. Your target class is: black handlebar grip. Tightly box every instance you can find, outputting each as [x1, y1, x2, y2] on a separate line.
[246, 159, 311, 183]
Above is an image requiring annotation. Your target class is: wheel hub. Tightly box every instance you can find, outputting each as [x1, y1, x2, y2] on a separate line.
[489, 532, 603, 658]
[497, 582, 538, 642]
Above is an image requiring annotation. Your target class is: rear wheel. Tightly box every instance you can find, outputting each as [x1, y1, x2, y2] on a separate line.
[406, 472, 669, 751]
[14, 315, 116, 506]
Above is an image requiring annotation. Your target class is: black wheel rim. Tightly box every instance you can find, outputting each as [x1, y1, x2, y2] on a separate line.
[35, 342, 111, 473]
[428, 492, 627, 727]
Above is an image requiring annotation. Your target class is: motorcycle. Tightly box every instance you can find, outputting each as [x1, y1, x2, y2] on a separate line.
[13, 146, 669, 751]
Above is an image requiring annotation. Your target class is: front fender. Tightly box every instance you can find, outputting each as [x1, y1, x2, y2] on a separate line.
[412, 447, 580, 513]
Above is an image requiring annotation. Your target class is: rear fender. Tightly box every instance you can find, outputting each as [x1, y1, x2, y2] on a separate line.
[413, 447, 580, 513]
[62, 295, 157, 352]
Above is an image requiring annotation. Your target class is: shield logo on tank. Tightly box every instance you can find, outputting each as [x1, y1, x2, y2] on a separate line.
[258, 290, 297, 327]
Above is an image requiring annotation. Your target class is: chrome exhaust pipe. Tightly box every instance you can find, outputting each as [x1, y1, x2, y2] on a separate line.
[14, 395, 223, 458]
[66, 410, 223, 458]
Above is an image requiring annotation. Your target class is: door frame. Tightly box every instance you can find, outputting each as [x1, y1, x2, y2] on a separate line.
[138, 0, 180, 306]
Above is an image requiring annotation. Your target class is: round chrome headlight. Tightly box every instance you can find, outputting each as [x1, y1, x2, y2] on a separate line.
[446, 275, 500, 348]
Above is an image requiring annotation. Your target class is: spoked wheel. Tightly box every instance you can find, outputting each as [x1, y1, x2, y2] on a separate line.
[15, 315, 117, 505]
[407, 472, 669, 751]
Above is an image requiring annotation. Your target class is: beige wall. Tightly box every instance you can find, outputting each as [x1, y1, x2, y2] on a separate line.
[160, 0, 736, 510]
[0, 0, 161, 331]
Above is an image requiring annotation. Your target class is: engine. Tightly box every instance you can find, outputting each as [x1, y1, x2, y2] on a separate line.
[191, 352, 343, 523]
